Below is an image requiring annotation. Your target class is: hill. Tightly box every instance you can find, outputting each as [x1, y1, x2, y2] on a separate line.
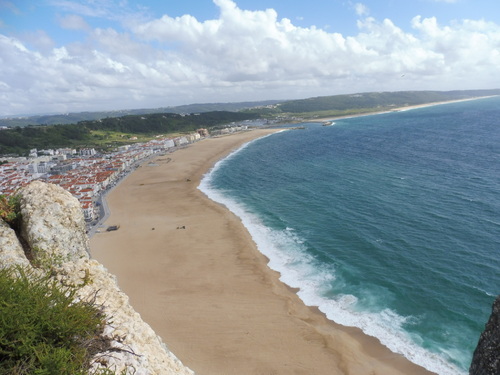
[2, 89, 499, 129]
[265, 89, 500, 117]
[0, 100, 282, 128]
[0, 111, 259, 156]
[2, 89, 499, 156]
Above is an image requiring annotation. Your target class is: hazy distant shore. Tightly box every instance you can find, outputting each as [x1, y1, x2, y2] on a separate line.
[309, 95, 498, 123]
[90, 129, 435, 375]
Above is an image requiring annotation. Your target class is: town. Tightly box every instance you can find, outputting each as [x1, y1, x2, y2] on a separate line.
[0, 125, 249, 229]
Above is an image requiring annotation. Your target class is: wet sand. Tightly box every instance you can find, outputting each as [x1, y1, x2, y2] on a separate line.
[90, 129, 435, 375]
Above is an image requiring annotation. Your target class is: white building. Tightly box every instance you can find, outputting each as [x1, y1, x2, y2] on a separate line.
[81, 200, 96, 221]
[162, 139, 175, 148]
[174, 137, 188, 146]
[80, 148, 97, 156]
[39, 149, 55, 156]
[58, 148, 77, 156]
[117, 145, 129, 152]
[28, 163, 38, 174]
[28, 161, 51, 174]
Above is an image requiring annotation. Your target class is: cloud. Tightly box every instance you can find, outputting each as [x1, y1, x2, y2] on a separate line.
[354, 3, 370, 17]
[0, 1, 21, 15]
[411, 16, 500, 74]
[1, 0, 500, 115]
[48, 0, 112, 18]
[20, 30, 56, 53]
[58, 14, 91, 31]
[48, 0, 150, 25]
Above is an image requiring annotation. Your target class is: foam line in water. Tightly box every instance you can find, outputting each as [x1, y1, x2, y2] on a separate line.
[198, 137, 466, 375]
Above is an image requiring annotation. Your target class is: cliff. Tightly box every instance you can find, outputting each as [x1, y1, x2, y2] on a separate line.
[469, 296, 500, 375]
[0, 181, 194, 375]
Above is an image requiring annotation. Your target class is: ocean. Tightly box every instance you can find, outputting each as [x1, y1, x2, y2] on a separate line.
[199, 96, 500, 375]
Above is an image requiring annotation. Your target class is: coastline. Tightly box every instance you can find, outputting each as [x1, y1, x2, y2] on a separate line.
[308, 95, 498, 123]
[90, 129, 435, 375]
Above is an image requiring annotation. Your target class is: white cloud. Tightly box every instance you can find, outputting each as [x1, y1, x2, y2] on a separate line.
[58, 14, 91, 31]
[354, 3, 370, 17]
[49, 0, 150, 26]
[48, 0, 112, 19]
[0, 1, 21, 15]
[20, 30, 56, 52]
[410, 16, 500, 77]
[1, 0, 500, 115]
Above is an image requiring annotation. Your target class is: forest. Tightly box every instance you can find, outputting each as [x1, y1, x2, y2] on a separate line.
[2, 89, 499, 156]
[0, 111, 259, 156]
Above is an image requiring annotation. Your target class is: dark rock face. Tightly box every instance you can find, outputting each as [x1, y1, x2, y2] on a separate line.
[469, 296, 500, 375]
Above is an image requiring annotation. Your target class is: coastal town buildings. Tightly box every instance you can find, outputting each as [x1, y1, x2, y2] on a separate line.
[0, 125, 248, 226]
[0, 130, 212, 225]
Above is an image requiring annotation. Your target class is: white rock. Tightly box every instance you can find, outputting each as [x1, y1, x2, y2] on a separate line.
[6, 181, 195, 375]
[18, 181, 90, 262]
[56, 258, 195, 375]
[0, 219, 30, 268]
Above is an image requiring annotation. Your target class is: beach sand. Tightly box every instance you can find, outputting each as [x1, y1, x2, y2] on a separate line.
[310, 96, 498, 123]
[90, 129, 435, 375]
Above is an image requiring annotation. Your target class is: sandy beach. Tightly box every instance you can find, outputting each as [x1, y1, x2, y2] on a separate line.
[309, 95, 498, 123]
[90, 129, 435, 375]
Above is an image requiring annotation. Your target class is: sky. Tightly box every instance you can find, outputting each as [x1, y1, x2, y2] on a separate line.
[1, 0, 500, 116]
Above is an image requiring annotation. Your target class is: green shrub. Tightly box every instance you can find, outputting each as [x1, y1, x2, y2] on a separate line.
[0, 267, 109, 375]
[0, 194, 21, 229]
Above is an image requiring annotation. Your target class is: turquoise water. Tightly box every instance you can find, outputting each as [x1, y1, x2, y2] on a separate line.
[199, 97, 500, 375]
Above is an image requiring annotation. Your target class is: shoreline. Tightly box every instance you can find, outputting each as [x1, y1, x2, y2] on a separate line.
[86, 95, 499, 238]
[90, 129, 435, 374]
[307, 95, 498, 122]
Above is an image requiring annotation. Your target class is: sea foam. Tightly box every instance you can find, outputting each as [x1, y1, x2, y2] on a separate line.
[198, 136, 466, 375]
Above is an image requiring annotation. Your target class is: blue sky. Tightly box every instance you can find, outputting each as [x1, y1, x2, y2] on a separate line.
[1, 0, 499, 115]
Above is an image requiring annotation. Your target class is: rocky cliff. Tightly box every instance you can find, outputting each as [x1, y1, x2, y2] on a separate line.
[469, 296, 500, 375]
[0, 181, 194, 375]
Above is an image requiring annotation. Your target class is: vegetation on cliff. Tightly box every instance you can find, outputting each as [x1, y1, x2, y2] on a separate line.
[0, 266, 110, 375]
[0, 182, 194, 375]
[0, 195, 21, 229]
[0, 100, 280, 128]
[0, 195, 112, 375]
[1, 89, 499, 156]
[244, 89, 500, 119]
[0, 111, 259, 156]
[274, 90, 499, 113]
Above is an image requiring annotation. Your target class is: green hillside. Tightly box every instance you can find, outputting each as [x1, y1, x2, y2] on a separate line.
[0, 100, 281, 128]
[0, 111, 259, 156]
[1, 89, 499, 156]
[275, 89, 500, 115]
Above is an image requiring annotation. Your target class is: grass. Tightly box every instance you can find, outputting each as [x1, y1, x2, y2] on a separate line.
[271, 107, 394, 120]
[89, 130, 153, 149]
[0, 195, 21, 230]
[88, 130, 192, 151]
[0, 194, 128, 374]
[0, 266, 112, 375]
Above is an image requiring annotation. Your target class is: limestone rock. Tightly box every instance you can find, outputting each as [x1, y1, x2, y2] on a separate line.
[0, 218, 30, 269]
[470, 296, 500, 375]
[4, 181, 195, 374]
[55, 258, 195, 375]
[18, 181, 90, 262]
